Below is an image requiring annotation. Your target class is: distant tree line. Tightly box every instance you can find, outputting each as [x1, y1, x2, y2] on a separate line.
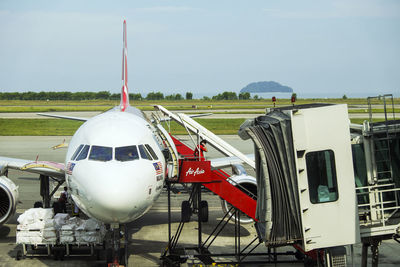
[0, 90, 262, 101]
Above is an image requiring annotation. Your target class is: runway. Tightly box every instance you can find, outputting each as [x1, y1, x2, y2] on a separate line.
[1, 136, 400, 266]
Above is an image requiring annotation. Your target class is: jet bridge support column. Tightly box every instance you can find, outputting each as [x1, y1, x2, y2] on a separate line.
[361, 237, 382, 267]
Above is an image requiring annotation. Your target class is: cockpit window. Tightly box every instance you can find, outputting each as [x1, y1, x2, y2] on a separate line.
[139, 145, 152, 160]
[145, 144, 158, 160]
[115, 146, 139, 162]
[71, 144, 84, 160]
[89, 146, 112, 162]
[76, 145, 90, 161]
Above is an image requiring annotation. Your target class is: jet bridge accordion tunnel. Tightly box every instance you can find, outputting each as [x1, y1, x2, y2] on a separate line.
[239, 104, 358, 255]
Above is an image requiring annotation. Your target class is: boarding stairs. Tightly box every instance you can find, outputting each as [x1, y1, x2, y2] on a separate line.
[170, 135, 257, 219]
[153, 106, 257, 220]
[151, 105, 257, 219]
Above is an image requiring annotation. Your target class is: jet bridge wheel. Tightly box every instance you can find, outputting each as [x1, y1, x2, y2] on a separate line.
[199, 200, 208, 223]
[181, 201, 191, 222]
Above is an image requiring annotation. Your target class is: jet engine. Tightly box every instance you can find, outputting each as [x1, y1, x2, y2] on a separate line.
[0, 176, 19, 225]
[221, 164, 257, 224]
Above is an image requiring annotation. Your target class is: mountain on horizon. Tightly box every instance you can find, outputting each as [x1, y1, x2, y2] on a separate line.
[240, 81, 293, 93]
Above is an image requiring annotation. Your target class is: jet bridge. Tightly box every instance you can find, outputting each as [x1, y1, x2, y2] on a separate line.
[240, 97, 400, 267]
[240, 104, 359, 253]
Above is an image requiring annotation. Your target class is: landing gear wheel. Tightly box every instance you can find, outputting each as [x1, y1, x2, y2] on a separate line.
[199, 200, 208, 223]
[181, 201, 191, 222]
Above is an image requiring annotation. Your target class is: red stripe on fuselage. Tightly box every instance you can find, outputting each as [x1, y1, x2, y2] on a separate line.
[121, 85, 128, 111]
[120, 20, 129, 112]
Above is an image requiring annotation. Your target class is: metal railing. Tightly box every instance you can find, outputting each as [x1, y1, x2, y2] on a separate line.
[356, 184, 400, 227]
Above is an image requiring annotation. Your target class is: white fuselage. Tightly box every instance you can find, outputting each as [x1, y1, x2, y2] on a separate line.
[64, 106, 165, 224]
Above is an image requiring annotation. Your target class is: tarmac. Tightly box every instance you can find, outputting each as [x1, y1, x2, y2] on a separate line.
[0, 136, 400, 266]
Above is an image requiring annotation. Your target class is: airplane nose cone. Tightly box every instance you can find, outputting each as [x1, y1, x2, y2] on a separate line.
[78, 162, 156, 223]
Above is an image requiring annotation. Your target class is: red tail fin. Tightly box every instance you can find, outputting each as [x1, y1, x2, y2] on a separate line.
[120, 20, 129, 111]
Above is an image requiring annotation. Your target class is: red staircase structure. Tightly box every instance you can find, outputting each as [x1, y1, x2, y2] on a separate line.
[170, 135, 257, 221]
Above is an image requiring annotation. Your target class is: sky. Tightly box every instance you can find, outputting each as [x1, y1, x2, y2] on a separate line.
[0, 0, 399, 98]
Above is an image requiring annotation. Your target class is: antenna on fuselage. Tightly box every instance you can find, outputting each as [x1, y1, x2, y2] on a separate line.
[120, 19, 130, 111]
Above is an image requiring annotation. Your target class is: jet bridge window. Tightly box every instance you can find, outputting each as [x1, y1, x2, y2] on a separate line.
[71, 144, 84, 160]
[89, 146, 112, 162]
[306, 150, 339, 204]
[139, 145, 152, 160]
[76, 145, 90, 161]
[145, 144, 158, 160]
[115, 146, 139, 162]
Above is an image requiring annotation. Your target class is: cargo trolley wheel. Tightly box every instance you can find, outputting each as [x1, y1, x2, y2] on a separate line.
[15, 250, 23, 261]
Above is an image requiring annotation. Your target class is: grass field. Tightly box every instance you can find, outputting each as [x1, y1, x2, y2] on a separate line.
[0, 117, 374, 136]
[0, 118, 246, 135]
[0, 119, 84, 136]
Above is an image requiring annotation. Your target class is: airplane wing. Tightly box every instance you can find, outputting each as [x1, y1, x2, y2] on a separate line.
[38, 112, 212, 123]
[37, 113, 88, 121]
[209, 154, 255, 169]
[0, 157, 65, 180]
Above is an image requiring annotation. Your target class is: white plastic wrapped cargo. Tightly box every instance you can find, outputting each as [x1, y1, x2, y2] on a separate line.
[53, 213, 70, 229]
[17, 208, 54, 226]
[16, 208, 57, 245]
[74, 218, 105, 244]
[75, 230, 103, 243]
[16, 228, 57, 244]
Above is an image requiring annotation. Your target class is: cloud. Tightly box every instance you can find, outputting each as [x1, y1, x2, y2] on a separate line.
[263, 0, 400, 19]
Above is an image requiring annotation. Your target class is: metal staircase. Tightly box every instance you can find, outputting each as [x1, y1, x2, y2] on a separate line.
[151, 105, 258, 219]
[170, 135, 257, 219]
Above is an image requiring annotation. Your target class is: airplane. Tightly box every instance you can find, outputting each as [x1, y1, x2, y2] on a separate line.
[0, 20, 166, 264]
[0, 20, 256, 265]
